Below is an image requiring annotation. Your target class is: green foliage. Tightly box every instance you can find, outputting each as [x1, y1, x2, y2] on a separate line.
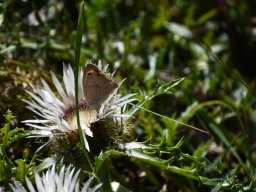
[1, 0, 256, 191]
[0, 111, 29, 184]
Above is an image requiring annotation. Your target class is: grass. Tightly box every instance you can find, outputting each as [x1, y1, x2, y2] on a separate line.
[1, 0, 256, 191]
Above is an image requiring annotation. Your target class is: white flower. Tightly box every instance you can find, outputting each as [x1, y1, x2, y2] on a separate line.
[10, 165, 102, 192]
[22, 61, 136, 151]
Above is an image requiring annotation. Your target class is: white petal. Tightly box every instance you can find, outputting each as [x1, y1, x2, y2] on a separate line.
[22, 119, 51, 124]
[41, 79, 64, 109]
[51, 71, 68, 103]
[81, 177, 93, 192]
[35, 172, 45, 192]
[82, 130, 90, 152]
[30, 130, 52, 136]
[26, 177, 36, 192]
[68, 169, 80, 192]
[9, 181, 26, 192]
[81, 123, 93, 137]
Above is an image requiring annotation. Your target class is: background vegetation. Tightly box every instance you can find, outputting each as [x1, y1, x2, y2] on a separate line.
[1, 0, 256, 191]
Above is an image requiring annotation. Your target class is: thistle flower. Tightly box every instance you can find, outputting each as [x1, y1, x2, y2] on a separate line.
[10, 165, 102, 192]
[22, 62, 135, 152]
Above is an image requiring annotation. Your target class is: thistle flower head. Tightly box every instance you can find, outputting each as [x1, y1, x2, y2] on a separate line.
[10, 165, 102, 192]
[23, 62, 136, 152]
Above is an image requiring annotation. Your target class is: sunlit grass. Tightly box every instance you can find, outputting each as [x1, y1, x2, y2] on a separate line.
[1, 0, 256, 191]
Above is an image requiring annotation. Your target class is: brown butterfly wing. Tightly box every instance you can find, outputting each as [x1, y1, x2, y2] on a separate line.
[83, 64, 118, 107]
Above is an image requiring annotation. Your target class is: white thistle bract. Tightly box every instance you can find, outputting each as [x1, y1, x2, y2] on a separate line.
[10, 165, 102, 192]
[23, 62, 136, 151]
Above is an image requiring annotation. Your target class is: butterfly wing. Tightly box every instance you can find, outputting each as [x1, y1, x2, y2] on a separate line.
[83, 64, 118, 107]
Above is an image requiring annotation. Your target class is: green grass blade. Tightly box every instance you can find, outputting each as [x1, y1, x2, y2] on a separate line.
[74, 0, 92, 171]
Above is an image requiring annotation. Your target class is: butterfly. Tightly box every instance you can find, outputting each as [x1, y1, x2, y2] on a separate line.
[83, 64, 118, 108]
